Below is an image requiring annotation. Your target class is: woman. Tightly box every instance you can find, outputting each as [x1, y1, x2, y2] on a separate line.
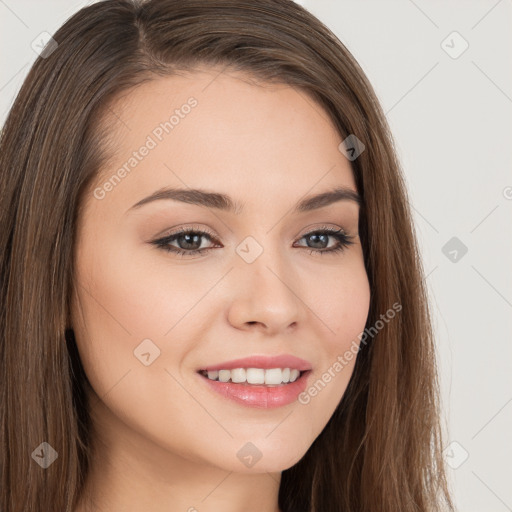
[0, 0, 455, 510]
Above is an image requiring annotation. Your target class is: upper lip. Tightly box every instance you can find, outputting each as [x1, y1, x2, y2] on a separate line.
[199, 354, 312, 372]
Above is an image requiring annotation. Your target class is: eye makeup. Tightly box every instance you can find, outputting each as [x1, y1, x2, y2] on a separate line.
[150, 224, 356, 258]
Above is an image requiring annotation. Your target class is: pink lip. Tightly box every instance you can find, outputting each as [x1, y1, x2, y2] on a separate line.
[199, 354, 312, 372]
[198, 370, 312, 409]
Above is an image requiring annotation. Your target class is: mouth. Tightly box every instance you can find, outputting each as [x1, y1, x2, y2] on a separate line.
[196, 367, 312, 408]
[195, 354, 313, 408]
[197, 368, 311, 387]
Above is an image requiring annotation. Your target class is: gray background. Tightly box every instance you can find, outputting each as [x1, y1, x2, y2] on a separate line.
[1, 1, 511, 510]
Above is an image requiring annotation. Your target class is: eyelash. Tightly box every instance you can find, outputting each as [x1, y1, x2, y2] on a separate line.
[151, 225, 355, 258]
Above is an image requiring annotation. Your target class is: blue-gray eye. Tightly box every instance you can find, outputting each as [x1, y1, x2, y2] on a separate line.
[152, 226, 355, 257]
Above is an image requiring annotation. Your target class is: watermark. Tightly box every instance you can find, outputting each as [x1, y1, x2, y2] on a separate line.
[338, 134, 366, 161]
[93, 97, 198, 200]
[440, 31, 469, 60]
[31, 31, 58, 59]
[442, 236, 468, 263]
[31, 441, 59, 468]
[443, 440, 469, 469]
[298, 301, 402, 404]
[235, 236, 264, 263]
[236, 441, 263, 468]
[133, 338, 161, 366]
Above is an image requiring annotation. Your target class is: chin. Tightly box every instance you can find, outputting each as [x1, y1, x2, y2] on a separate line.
[212, 438, 310, 474]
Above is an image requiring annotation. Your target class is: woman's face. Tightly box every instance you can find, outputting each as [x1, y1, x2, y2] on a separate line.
[72, 68, 371, 474]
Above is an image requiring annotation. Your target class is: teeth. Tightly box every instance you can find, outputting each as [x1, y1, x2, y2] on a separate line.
[218, 370, 230, 382]
[231, 368, 246, 383]
[201, 367, 304, 385]
[264, 368, 282, 385]
[247, 368, 265, 384]
[289, 369, 300, 382]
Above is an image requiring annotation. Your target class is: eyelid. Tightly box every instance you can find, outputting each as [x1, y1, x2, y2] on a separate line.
[157, 224, 218, 240]
[151, 222, 357, 260]
[156, 222, 352, 243]
[295, 223, 350, 238]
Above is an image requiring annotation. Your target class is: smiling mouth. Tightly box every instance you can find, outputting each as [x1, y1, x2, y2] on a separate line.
[197, 368, 309, 387]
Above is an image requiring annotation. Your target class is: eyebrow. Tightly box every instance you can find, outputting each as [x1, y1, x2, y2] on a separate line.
[127, 186, 362, 215]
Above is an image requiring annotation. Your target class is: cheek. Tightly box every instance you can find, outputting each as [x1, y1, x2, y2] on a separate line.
[71, 232, 218, 398]
[294, 269, 370, 436]
[74, 236, 193, 340]
[298, 258, 370, 405]
[71, 236, 171, 394]
[310, 258, 371, 349]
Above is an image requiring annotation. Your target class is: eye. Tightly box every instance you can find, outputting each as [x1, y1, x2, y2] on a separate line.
[293, 225, 355, 256]
[151, 225, 355, 258]
[151, 225, 220, 257]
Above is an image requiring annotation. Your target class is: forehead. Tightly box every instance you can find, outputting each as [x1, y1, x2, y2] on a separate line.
[90, 68, 357, 213]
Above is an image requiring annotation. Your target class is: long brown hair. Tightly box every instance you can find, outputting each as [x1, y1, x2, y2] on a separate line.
[0, 1, 455, 510]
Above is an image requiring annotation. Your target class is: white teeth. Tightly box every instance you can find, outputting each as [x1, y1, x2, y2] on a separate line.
[218, 369, 230, 382]
[264, 368, 282, 385]
[230, 368, 246, 383]
[289, 369, 300, 382]
[246, 368, 265, 384]
[201, 367, 304, 385]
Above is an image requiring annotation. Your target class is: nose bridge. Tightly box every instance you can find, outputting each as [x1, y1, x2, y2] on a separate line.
[236, 229, 291, 288]
[228, 233, 302, 331]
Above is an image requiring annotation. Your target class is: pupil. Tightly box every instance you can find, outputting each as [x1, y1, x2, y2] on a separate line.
[181, 233, 200, 250]
[309, 233, 327, 249]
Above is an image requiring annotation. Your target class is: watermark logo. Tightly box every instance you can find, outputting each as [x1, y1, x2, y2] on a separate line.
[298, 302, 402, 404]
[442, 236, 468, 263]
[31, 441, 58, 468]
[235, 236, 264, 264]
[236, 442, 262, 468]
[443, 440, 469, 469]
[441, 31, 469, 60]
[338, 134, 366, 161]
[31, 31, 58, 58]
[93, 97, 198, 200]
[134, 338, 161, 366]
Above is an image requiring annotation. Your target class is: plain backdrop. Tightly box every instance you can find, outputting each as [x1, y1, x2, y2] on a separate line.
[1, 1, 511, 510]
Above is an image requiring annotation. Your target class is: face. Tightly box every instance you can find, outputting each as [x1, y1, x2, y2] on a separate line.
[71, 67, 371, 475]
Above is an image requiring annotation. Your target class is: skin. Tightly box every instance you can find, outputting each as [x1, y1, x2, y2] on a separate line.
[72, 67, 371, 512]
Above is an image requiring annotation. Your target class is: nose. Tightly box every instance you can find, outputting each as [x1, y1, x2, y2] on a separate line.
[226, 249, 303, 334]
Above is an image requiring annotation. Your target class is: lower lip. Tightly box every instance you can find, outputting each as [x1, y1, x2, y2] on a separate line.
[198, 371, 311, 409]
